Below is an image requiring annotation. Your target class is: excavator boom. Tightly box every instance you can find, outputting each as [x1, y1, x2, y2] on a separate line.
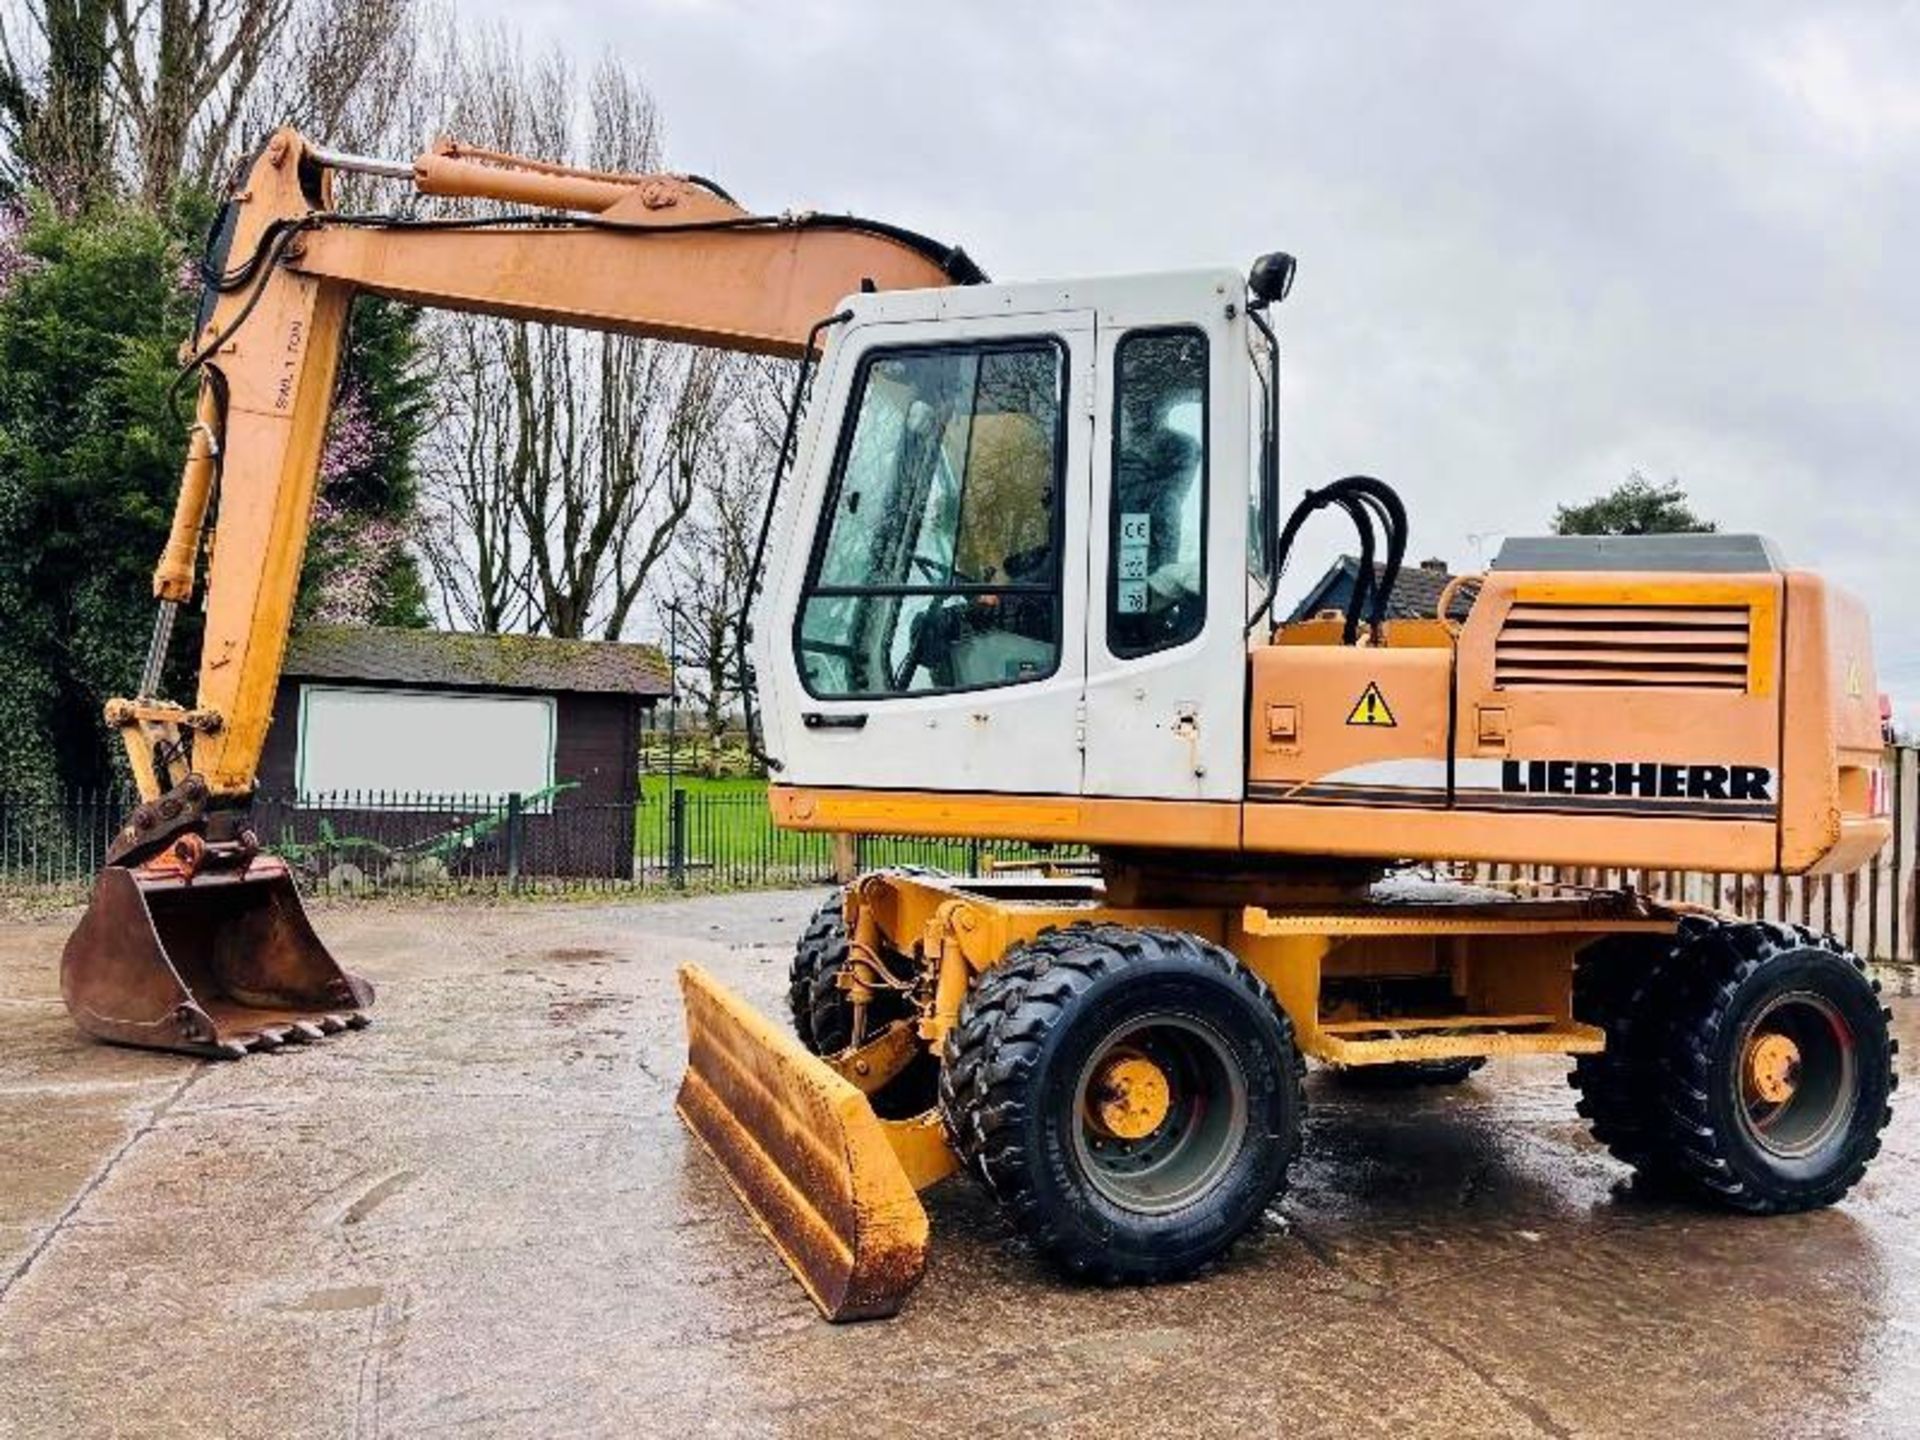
[63, 122, 973, 1314]
[64, 126, 977, 1057]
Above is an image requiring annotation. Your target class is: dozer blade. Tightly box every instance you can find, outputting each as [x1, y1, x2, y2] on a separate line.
[676, 964, 928, 1321]
[61, 857, 374, 1059]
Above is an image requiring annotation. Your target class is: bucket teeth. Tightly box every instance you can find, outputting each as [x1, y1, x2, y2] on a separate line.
[218, 1014, 371, 1055]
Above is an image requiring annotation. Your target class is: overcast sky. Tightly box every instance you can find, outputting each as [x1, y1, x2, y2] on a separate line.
[468, 0, 1920, 719]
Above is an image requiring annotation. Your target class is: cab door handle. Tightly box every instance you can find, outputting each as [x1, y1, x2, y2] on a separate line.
[803, 712, 868, 730]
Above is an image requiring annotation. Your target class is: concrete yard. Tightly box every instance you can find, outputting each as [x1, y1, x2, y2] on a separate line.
[4, 892, 1918, 1438]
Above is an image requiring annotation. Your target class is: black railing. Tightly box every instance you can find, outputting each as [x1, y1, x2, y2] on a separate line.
[0, 786, 1084, 899]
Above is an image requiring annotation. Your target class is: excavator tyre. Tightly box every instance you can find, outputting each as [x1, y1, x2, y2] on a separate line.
[676, 964, 929, 1321]
[61, 856, 373, 1059]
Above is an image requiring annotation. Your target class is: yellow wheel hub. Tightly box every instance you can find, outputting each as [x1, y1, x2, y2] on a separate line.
[1746, 1032, 1802, 1106]
[1088, 1054, 1172, 1140]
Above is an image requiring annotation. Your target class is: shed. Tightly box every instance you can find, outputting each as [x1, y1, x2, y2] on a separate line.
[1287, 556, 1474, 625]
[257, 625, 669, 881]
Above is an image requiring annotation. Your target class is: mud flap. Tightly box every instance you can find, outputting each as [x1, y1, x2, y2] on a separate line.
[676, 964, 929, 1321]
[61, 858, 373, 1058]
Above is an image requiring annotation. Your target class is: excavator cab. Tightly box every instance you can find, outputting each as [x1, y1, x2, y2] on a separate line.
[688, 261, 1895, 1321]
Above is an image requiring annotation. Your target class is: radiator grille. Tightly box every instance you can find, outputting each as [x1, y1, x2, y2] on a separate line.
[1494, 603, 1751, 690]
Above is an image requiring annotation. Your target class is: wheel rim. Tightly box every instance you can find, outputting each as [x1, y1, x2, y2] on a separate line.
[1733, 990, 1858, 1161]
[1071, 1014, 1248, 1215]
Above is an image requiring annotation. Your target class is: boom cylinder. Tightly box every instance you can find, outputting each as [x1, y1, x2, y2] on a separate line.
[411, 140, 744, 224]
[153, 382, 222, 604]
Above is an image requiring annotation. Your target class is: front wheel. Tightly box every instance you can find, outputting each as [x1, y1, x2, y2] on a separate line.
[784, 888, 936, 1116]
[940, 925, 1303, 1284]
[1658, 922, 1896, 1213]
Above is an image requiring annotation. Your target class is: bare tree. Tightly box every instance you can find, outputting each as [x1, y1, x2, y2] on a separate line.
[664, 360, 789, 773]
[418, 41, 745, 640]
[0, 0, 419, 209]
[227, 0, 418, 182]
[0, 0, 115, 207]
[108, 0, 287, 207]
[418, 311, 532, 631]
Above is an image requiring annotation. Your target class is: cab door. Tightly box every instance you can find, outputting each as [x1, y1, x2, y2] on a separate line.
[1081, 298, 1249, 800]
[759, 310, 1095, 795]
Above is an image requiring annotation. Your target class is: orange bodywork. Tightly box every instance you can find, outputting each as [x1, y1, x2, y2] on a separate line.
[775, 568, 1889, 877]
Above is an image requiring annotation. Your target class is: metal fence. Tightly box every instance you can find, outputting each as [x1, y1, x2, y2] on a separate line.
[0, 787, 1075, 900]
[4, 746, 1916, 961]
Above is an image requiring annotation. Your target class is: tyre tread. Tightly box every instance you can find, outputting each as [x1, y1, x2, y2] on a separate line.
[1653, 921, 1894, 1214]
[939, 923, 1304, 1283]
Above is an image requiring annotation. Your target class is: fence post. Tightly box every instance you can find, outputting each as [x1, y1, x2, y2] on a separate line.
[670, 787, 687, 890]
[505, 791, 524, 891]
[828, 832, 857, 885]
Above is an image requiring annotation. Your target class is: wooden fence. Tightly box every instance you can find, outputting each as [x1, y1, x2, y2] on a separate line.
[1461, 745, 1918, 963]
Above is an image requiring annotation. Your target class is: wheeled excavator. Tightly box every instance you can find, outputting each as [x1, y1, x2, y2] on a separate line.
[67, 129, 1897, 1324]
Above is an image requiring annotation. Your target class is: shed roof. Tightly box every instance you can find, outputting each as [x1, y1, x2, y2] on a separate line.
[1287, 557, 1473, 624]
[283, 625, 670, 698]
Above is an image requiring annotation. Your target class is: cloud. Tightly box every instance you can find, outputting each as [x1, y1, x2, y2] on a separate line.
[1756, 17, 1920, 157]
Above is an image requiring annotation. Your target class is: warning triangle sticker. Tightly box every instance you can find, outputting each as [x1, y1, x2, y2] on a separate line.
[1346, 681, 1396, 728]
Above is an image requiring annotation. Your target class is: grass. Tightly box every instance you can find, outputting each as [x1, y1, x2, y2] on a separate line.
[633, 773, 1041, 877]
[638, 774, 768, 803]
[636, 774, 776, 861]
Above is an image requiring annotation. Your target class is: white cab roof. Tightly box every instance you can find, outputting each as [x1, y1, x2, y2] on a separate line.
[840, 267, 1248, 328]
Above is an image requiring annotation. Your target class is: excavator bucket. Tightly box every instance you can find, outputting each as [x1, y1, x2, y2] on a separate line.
[61, 857, 373, 1059]
[676, 964, 929, 1321]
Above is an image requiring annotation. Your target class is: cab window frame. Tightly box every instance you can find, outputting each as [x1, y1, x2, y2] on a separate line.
[1107, 324, 1211, 660]
[792, 333, 1072, 702]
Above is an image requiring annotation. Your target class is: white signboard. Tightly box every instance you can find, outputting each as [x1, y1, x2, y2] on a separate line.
[297, 686, 557, 803]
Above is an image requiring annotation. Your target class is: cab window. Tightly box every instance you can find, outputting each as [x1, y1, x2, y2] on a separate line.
[1110, 328, 1207, 657]
[797, 340, 1065, 699]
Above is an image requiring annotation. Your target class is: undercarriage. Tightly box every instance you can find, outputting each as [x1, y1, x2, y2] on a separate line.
[678, 862, 1896, 1319]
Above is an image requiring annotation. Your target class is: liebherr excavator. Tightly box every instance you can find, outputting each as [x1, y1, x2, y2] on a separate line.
[68, 129, 1896, 1324]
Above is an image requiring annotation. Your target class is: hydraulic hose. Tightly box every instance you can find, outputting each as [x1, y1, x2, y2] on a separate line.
[1329, 493, 1376, 645]
[1267, 475, 1410, 645]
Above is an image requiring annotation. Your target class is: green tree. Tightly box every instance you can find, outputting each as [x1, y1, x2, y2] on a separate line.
[0, 201, 430, 799]
[1552, 473, 1716, 536]
[0, 0, 116, 211]
[0, 200, 198, 797]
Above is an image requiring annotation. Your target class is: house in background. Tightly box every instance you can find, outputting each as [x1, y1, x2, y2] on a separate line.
[256, 625, 669, 880]
[1287, 555, 1475, 625]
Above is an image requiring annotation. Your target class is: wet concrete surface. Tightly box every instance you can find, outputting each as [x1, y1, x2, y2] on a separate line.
[3, 891, 1918, 1438]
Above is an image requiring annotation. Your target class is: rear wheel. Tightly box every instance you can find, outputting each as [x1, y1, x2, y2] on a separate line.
[784, 887, 937, 1116]
[1656, 922, 1895, 1213]
[1568, 932, 1685, 1180]
[940, 924, 1303, 1284]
